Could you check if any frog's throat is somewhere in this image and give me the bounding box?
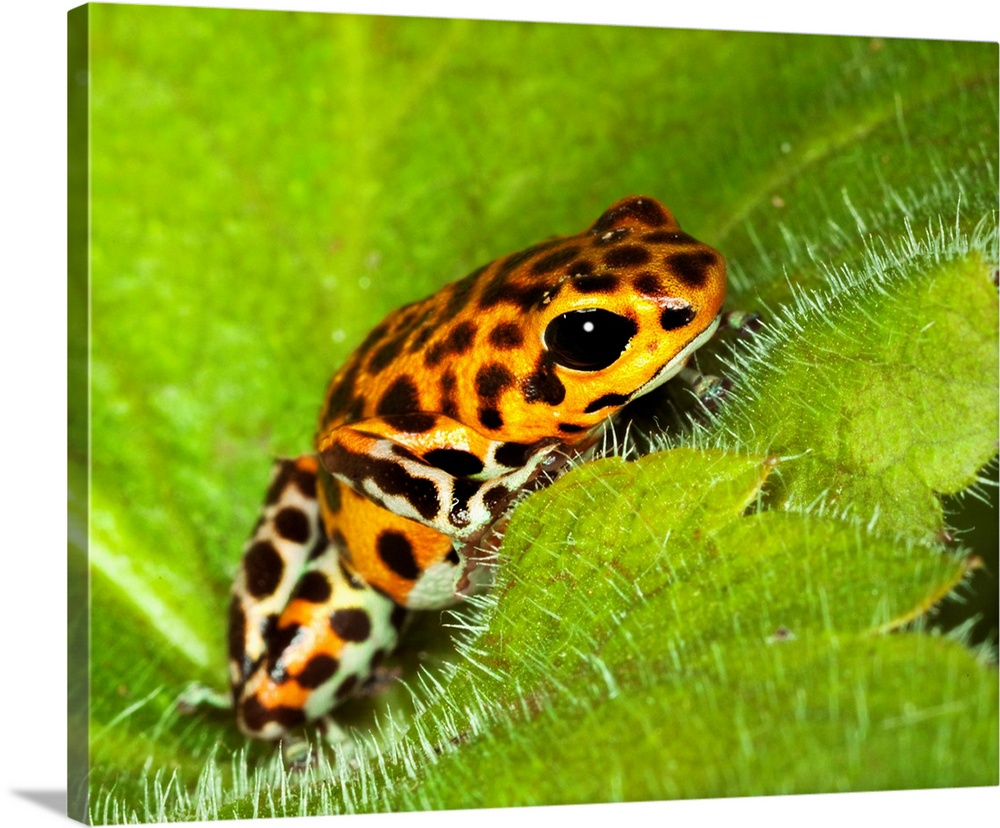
[630,311,722,401]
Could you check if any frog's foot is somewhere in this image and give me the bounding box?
[678,366,732,413]
[719,309,763,339]
[358,664,404,698]
[176,682,232,716]
[282,716,358,770]
[280,735,313,769]
[677,309,761,416]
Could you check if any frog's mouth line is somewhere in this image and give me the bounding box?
[628,311,723,402]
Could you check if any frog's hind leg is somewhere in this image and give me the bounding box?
[229,455,406,743]
[229,456,322,702]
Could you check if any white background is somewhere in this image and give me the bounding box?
[1,1,997,826]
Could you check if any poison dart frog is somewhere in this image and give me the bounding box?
[228,195,728,744]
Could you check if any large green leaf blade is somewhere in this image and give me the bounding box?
[80,5,998,821]
[708,247,998,540]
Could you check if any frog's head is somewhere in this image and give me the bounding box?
[498,196,727,441]
[365,196,727,445]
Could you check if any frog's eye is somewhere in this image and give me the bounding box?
[543,309,639,371]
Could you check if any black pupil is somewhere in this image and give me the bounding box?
[543,309,639,371]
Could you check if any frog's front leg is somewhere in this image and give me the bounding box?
[317,414,562,543]
[230,456,405,742]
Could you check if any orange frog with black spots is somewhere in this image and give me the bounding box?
[228,196,728,743]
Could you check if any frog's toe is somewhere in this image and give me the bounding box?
[176,682,232,715]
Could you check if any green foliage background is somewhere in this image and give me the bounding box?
[70,4,999,822]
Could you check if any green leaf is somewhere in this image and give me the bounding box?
[330,453,985,811]
[75,5,998,821]
[708,245,999,541]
